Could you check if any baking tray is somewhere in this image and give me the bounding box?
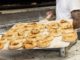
[0,20,70,57]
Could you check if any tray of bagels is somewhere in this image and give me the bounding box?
[0,19,77,50]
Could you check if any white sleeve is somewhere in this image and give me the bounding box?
[70,0,80,11]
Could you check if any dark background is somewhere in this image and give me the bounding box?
[0,0,56,10]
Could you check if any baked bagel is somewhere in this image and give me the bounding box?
[0,42,4,49]
[9,40,22,49]
[62,31,77,42]
[37,36,53,48]
[23,40,37,49]
[59,20,73,29]
[0,35,8,43]
[61,28,74,33]
[47,21,59,29]
[31,28,40,34]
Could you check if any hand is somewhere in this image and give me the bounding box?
[45,11,53,20]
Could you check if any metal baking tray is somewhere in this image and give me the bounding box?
[0,6,76,57]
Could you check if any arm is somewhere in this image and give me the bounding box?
[71,10,80,29]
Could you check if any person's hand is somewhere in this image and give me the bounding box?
[45,11,53,20]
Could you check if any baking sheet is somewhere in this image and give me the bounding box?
[0,20,72,50]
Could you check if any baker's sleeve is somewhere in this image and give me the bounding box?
[70,0,80,11]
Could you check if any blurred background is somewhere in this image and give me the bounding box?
[0,0,56,34]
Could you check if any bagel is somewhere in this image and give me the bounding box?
[9,40,22,49]
[37,40,50,48]
[62,28,74,33]
[0,35,8,43]
[0,42,4,49]
[47,21,59,29]
[48,28,61,37]
[31,28,40,34]
[38,29,50,40]
[37,36,53,48]
[46,22,60,36]
[23,40,37,49]
[59,20,73,29]
[62,31,77,42]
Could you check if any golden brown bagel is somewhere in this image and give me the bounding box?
[62,31,77,42]
[0,42,4,49]
[9,40,22,49]
[23,40,37,49]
